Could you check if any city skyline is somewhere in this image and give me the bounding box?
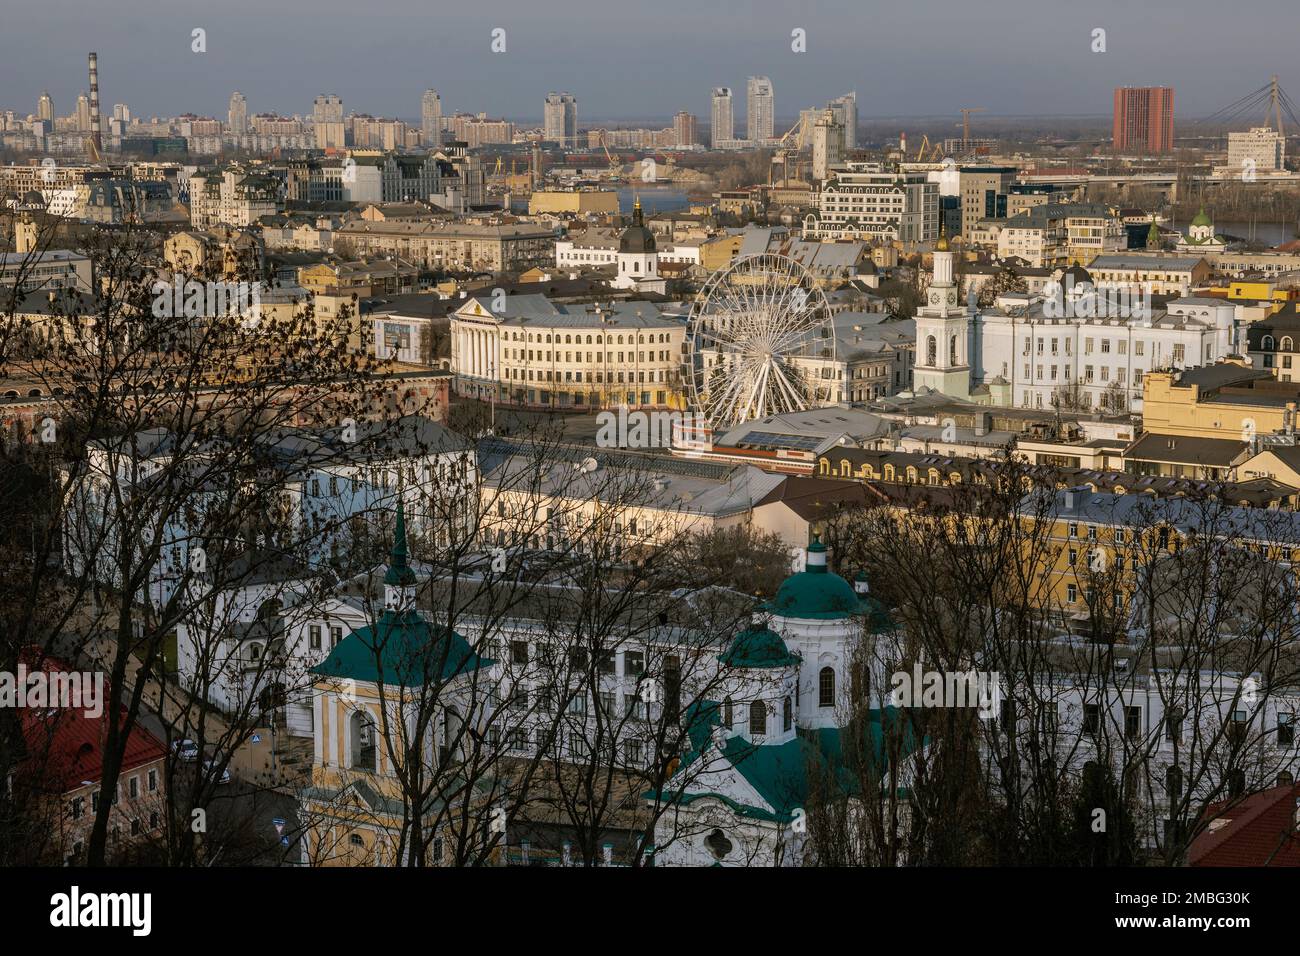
[2,0,1297,124]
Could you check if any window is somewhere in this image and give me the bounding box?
[1067,583,1077,603]
[330,626,342,648]
[1165,706,1183,745]
[148,769,158,792]
[1227,768,1246,798]
[129,776,139,799]
[350,833,364,847]
[70,796,85,820]
[510,641,529,665]
[818,667,835,707]
[749,700,767,736]
[350,711,377,771]
[1278,712,1295,747]
[783,696,792,732]
[1083,703,1099,734]
[309,625,322,650]
[1125,706,1141,739]
[1227,709,1248,745]
[624,651,644,677]
[1166,766,1183,802]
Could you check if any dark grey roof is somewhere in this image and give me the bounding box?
[1124,432,1247,467]
[1174,364,1272,391]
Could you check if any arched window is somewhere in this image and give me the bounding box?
[783,696,792,732]
[1283,336,1294,352]
[351,710,377,771]
[1263,334,1276,351]
[819,667,835,707]
[949,335,958,366]
[749,700,767,736]
[926,335,937,366]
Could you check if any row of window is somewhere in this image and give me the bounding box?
[506,368,672,385]
[70,768,159,821]
[494,331,676,346]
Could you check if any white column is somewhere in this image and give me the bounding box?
[313,692,324,765]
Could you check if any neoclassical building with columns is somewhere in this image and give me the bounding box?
[449,293,689,411]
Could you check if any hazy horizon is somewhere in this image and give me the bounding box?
[3,0,1296,126]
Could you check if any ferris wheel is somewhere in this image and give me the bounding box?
[688,253,836,426]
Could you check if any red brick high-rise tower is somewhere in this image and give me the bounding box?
[1113,87,1174,153]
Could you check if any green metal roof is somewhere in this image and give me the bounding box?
[649,707,922,823]
[310,608,491,686]
[718,625,799,669]
[767,566,864,620]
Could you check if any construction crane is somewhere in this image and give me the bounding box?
[594,130,621,176]
[959,107,986,144]
[914,134,944,163]
[770,114,817,185]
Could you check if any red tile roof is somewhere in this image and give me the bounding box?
[17,657,167,795]
[1188,784,1300,867]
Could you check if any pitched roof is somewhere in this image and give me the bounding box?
[18,657,167,795]
[1188,784,1300,866]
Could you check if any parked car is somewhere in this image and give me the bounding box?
[203,759,232,785]
[172,739,199,762]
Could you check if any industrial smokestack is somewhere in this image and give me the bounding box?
[87,51,103,156]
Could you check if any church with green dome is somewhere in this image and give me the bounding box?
[1176,205,1227,254]
[648,536,922,866]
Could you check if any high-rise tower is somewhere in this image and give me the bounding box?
[746,76,774,143]
[421,90,442,148]
[711,87,733,146]
[228,92,248,135]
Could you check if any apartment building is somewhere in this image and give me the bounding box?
[996,203,1126,268]
[805,162,938,245]
[334,219,554,273]
[449,293,686,410]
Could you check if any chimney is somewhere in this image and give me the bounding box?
[87,52,102,156]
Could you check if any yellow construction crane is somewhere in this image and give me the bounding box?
[770,115,818,185]
[914,134,944,163]
[493,155,503,175]
[595,130,620,174]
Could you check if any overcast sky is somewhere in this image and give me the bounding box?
[2,0,1295,124]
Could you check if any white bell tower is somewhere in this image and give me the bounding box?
[912,227,972,399]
